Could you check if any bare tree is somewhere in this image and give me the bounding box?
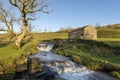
[0,2,16,34]
[9,0,50,48]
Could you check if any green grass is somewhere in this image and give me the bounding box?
[31,32,68,42]
[0,32,68,60]
[98,38,120,47]
[98,38,120,41]
[96,55,120,64]
[0,42,19,60]
[110,71,120,78]
[53,41,120,64]
[97,28,120,38]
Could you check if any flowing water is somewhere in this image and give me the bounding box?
[29,42,117,80]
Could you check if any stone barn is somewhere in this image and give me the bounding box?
[68,25,97,40]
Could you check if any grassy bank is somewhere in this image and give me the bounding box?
[96,24,120,38]
[0,32,68,60]
[0,32,120,79]
[51,38,120,79]
[0,32,68,74]
[97,29,120,38]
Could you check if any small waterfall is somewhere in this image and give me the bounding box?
[37,42,54,51]
[29,42,117,80]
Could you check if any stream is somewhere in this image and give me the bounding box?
[28,42,117,80]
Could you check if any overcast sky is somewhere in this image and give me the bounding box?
[1,0,120,32]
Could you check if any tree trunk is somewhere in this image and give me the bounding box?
[15,4,28,48]
[15,26,27,48]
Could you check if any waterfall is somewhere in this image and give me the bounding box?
[28,42,117,80]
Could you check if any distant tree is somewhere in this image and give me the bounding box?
[9,0,50,48]
[27,22,34,33]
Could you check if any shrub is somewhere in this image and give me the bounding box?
[93,47,114,56]
[72,55,82,63]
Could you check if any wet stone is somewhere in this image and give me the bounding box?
[27,58,42,74]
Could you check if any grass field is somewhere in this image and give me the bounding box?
[97,27,120,38]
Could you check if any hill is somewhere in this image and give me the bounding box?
[96,23,120,38]
[57,23,120,38]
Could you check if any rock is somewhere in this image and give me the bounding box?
[27,57,42,74]
[0,65,4,74]
[35,69,57,80]
[16,64,27,72]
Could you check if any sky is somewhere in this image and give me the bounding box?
[1,0,120,32]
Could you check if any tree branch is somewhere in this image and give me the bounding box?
[9,0,22,12]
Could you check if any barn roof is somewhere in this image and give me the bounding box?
[69,25,95,33]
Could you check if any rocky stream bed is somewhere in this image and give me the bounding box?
[14,42,119,80]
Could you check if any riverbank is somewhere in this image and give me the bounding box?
[27,42,119,80]
[0,33,120,79]
[51,38,120,79]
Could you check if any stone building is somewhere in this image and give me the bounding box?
[68,25,97,40]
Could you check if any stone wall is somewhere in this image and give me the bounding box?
[68,29,84,39]
[83,25,97,40]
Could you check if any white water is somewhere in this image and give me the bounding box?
[29,42,117,80]
[37,42,54,51]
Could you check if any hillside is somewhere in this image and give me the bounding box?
[58,23,120,38]
[96,23,120,38]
